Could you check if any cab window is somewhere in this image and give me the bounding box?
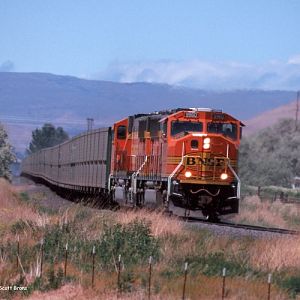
[117,125,127,139]
[207,122,237,140]
[171,121,203,136]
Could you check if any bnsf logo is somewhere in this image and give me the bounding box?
[185,157,225,167]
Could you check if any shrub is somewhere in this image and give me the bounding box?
[281,275,300,298]
[19,192,30,202]
[98,219,160,270]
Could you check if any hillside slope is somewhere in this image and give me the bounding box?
[245,100,297,135]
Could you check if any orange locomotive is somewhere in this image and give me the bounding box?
[110,108,244,220]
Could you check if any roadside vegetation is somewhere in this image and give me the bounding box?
[0,123,16,180]
[233,195,300,231]
[1,179,300,299]
[240,118,300,188]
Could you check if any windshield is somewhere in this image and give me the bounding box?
[207,122,237,140]
[171,121,203,136]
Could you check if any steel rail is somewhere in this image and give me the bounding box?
[181,216,299,235]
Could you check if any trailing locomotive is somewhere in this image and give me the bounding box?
[22,108,244,220]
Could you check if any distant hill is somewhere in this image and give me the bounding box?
[0,72,297,151]
[245,100,298,135]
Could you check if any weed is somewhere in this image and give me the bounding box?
[74,207,92,222]
[119,270,135,293]
[10,220,28,234]
[37,205,58,215]
[10,219,38,235]
[45,266,64,290]
[19,191,30,202]
[280,275,300,298]
[161,252,250,281]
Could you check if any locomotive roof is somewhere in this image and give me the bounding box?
[129,108,244,126]
[131,107,222,118]
[130,108,223,121]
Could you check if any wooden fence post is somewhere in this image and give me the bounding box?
[148,256,152,300]
[16,235,20,270]
[92,245,96,287]
[40,238,44,278]
[182,262,188,300]
[117,254,121,293]
[222,267,226,299]
[267,273,272,300]
[64,242,68,278]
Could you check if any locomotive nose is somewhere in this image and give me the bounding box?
[174,133,232,183]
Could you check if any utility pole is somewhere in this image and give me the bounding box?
[295,91,299,131]
[87,118,94,132]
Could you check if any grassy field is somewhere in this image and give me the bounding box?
[233,195,300,230]
[1,178,300,299]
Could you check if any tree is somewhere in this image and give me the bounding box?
[27,123,69,154]
[239,118,300,187]
[0,123,16,180]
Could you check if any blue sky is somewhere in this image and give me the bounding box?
[1,0,300,90]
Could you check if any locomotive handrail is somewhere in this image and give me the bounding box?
[167,143,186,204]
[228,162,240,199]
[135,155,149,177]
[131,155,148,199]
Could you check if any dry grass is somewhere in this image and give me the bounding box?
[0,179,43,238]
[172,227,300,273]
[249,236,300,272]
[116,208,183,237]
[23,276,288,300]
[233,195,300,230]
[0,180,298,299]
[159,274,288,300]
[25,284,174,300]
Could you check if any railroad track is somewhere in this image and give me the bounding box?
[181,216,299,235]
[19,178,299,236]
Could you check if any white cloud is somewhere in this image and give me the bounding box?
[288,54,300,65]
[94,56,300,90]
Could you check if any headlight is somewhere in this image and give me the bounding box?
[185,171,192,178]
[220,173,228,180]
[203,137,210,149]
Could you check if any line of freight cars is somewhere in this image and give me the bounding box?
[22,127,112,195]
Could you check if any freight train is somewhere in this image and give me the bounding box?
[22,108,244,220]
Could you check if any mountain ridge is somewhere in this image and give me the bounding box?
[0,72,297,151]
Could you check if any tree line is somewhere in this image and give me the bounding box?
[0,123,68,181]
[239,118,300,188]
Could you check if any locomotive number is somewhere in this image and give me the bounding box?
[185,156,225,167]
